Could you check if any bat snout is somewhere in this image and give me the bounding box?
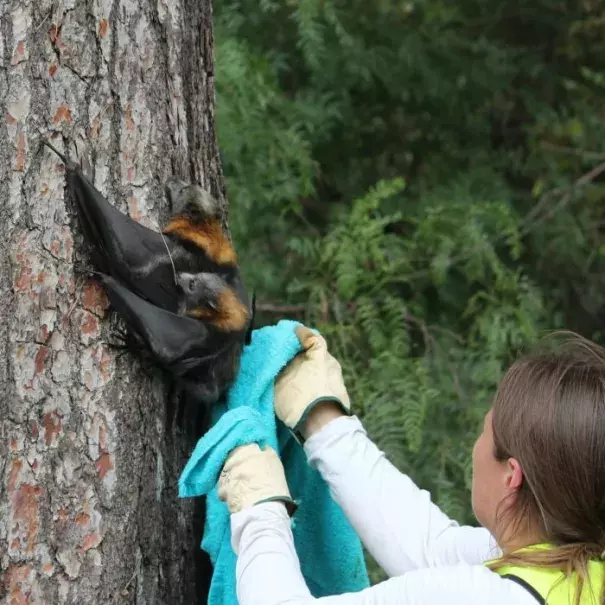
[176,272,198,294]
[165,177,189,210]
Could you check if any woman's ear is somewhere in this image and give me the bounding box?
[506,457,524,491]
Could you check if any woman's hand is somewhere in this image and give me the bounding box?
[274,326,351,441]
[218,443,296,515]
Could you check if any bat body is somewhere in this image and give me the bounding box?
[42,140,253,421]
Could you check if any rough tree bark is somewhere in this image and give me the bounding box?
[0,0,227,602]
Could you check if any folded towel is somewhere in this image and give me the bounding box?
[178,319,370,604]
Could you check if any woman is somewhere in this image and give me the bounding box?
[218,327,605,604]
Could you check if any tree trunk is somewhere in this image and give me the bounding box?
[0,0,225,602]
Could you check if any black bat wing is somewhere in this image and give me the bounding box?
[245,290,256,345]
[98,274,219,376]
[43,141,181,312]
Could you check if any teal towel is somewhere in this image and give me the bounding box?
[178,319,370,604]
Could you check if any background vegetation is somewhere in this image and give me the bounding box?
[212,0,605,582]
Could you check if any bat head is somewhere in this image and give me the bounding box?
[165,177,221,221]
[177,271,225,312]
[177,271,251,334]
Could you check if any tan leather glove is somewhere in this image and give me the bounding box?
[218,443,296,515]
[274,326,351,441]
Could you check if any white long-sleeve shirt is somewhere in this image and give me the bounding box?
[229,415,539,605]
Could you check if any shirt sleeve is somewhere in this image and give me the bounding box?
[302,415,501,576]
[230,502,537,605]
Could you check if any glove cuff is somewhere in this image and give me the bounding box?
[291,397,352,444]
[254,496,298,517]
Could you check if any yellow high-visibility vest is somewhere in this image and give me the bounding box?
[488,545,604,604]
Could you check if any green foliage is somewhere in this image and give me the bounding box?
[213,0,605,583]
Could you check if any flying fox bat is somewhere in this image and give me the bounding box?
[41,139,253,415]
